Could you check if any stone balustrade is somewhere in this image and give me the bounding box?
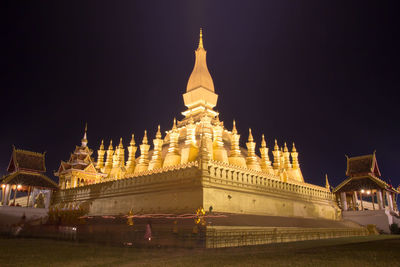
[206,160,334,202]
[53,162,200,204]
[205,226,369,248]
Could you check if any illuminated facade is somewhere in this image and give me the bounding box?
[55,125,105,189]
[54,30,338,220]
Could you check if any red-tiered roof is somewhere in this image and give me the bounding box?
[7,147,46,173]
[345,153,381,178]
[1,147,58,189]
[334,152,398,194]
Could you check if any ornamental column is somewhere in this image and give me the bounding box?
[283,142,292,170]
[181,118,198,164]
[377,189,384,210]
[163,119,181,167]
[386,191,394,211]
[291,143,300,170]
[228,120,246,167]
[126,134,137,174]
[340,192,348,211]
[96,140,105,169]
[272,140,281,170]
[259,134,273,174]
[104,140,114,174]
[212,120,228,163]
[135,130,150,173]
[246,129,261,171]
[3,185,11,206]
[149,125,164,170]
[353,191,359,210]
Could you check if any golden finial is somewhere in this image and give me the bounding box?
[248,128,254,142]
[172,118,177,130]
[198,28,204,49]
[232,120,237,134]
[100,139,104,150]
[81,122,88,146]
[119,138,123,148]
[156,125,162,139]
[261,134,266,148]
[284,142,288,152]
[108,140,113,150]
[292,142,297,152]
[130,134,135,146]
[325,174,330,190]
[274,139,279,150]
[143,130,148,144]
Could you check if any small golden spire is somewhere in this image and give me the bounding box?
[232,120,237,134]
[142,130,148,144]
[292,142,297,152]
[156,125,162,139]
[172,118,177,130]
[274,139,279,150]
[119,138,123,148]
[108,140,113,150]
[81,122,88,147]
[96,139,105,169]
[284,142,288,152]
[325,174,330,190]
[130,134,135,146]
[248,128,254,142]
[198,28,203,49]
[261,134,266,148]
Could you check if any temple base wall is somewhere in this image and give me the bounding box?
[87,187,203,215]
[203,187,337,220]
[53,164,204,215]
[202,161,339,220]
[53,163,339,221]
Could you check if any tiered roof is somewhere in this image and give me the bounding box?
[1,147,58,189]
[334,152,398,193]
[7,147,46,173]
[56,127,97,175]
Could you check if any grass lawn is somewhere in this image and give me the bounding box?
[0,235,399,266]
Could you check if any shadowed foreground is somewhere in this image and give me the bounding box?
[0,235,399,266]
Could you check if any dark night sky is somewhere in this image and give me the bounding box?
[1,1,399,189]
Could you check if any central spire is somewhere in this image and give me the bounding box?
[182,29,219,120]
[198,28,204,49]
[186,28,215,93]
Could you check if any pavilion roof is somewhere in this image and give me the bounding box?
[0,171,58,189]
[333,174,399,194]
[346,153,381,178]
[7,147,46,173]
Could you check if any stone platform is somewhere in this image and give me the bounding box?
[18,212,369,248]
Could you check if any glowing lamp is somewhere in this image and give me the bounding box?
[366,190,371,195]
[17,185,22,190]
[361,189,365,193]
[1,184,5,189]
[12,185,16,190]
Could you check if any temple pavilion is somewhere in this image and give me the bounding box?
[333,153,399,233]
[0,147,58,208]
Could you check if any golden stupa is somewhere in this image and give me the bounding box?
[55,29,338,220]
